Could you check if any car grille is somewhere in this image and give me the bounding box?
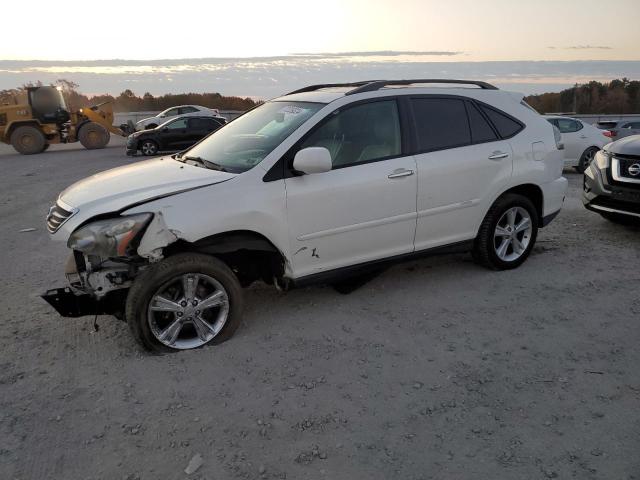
[611,154,640,187]
[46,202,75,233]
[616,156,640,180]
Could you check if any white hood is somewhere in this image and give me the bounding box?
[54,156,236,238]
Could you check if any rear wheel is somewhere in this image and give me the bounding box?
[140,140,159,156]
[10,125,46,155]
[473,194,538,270]
[575,147,599,173]
[78,122,110,149]
[126,253,244,352]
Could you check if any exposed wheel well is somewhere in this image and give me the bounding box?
[163,230,287,287]
[7,121,41,137]
[499,184,543,224]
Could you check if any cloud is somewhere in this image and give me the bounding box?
[291,50,463,57]
[548,45,613,50]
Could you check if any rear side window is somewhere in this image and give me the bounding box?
[479,105,523,138]
[466,102,498,143]
[555,118,583,133]
[411,98,471,151]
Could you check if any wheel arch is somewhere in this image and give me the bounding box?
[163,229,288,287]
[7,120,42,138]
[483,183,544,229]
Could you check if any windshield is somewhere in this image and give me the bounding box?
[181,101,324,173]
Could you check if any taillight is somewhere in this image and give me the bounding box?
[603,130,616,138]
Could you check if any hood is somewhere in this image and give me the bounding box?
[605,134,640,155]
[57,157,236,233]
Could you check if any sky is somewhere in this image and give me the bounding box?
[1,0,639,97]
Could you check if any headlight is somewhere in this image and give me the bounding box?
[68,213,152,257]
[594,150,609,169]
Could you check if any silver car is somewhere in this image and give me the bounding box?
[596,120,640,140]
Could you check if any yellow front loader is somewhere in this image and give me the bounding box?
[0,86,125,155]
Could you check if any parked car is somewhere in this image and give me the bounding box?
[595,120,640,140]
[135,105,226,130]
[583,134,640,224]
[126,116,225,156]
[43,79,567,352]
[544,116,609,172]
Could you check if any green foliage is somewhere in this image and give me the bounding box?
[525,78,640,114]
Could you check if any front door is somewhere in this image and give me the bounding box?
[284,99,418,278]
[160,118,190,151]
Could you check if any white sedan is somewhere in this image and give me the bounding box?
[136,105,226,130]
[544,115,610,172]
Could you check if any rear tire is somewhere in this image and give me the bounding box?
[576,147,599,173]
[78,122,110,149]
[473,193,538,270]
[10,125,46,155]
[126,253,244,353]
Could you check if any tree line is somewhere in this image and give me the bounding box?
[0,79,260,112]
[525,78,640,114]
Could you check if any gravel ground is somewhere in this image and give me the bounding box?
[0,139,639,480]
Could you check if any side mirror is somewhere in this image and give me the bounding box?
[293,147,332,175]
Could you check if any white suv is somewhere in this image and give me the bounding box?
[43,79,567,352]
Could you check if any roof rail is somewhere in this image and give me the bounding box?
[346,79,498,95]
[284,79,498,97]
[285,81,382,96]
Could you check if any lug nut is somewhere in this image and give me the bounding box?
[177,312,183,317]
[192,300,198,306]
[180,301,187,307]
[195,310,200,315]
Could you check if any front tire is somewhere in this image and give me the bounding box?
[140,140,159,156]
[473,194,538,270]
[10,125,46,155]
[126,253,244,352]
[78,122,110,149]
[575,147,599,173]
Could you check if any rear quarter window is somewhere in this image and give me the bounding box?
[479,104,524,138]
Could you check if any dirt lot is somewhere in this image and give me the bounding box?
[0,139,638,480]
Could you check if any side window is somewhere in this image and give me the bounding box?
[411,98,471,151]
[165,108,180,117]
[166,118,188,130]
[479,105,524,138]
[188,118,207,129]
[300,100,401,168]
[466,102,498,143]
[180,106,199,114]
[556,118,581,133]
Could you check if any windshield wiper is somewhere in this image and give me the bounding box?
[181,155,228,172]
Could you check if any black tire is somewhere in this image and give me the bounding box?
[126,253,244,353]
[600,212,639,226]
[78,122,110,149]
[473,193,539,270]
[10,125,46,155]
[576,147,599,173]
[140,139,159,156]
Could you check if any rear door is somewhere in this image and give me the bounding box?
[284,98,418,277]
[411,97,515,250]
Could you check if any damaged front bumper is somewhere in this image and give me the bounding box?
[41,287,126,318]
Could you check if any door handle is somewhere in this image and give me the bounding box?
[579,135,588,139]
[488,152,509,160]
[388,169,414,179]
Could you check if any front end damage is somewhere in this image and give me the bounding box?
[42,211,178,319]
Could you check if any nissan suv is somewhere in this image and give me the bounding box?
[42,79,567,352]
[584,134,640,224]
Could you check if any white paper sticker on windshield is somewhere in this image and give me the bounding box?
[278,106,306,116]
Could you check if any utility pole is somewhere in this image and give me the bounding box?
[573,82,578,113]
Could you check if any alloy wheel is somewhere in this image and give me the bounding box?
[141,141,158,155]
[493,207,532,262]
[147,273,229,349]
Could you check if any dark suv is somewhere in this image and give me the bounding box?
[584,135,640,223]
[126,116,225,156]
